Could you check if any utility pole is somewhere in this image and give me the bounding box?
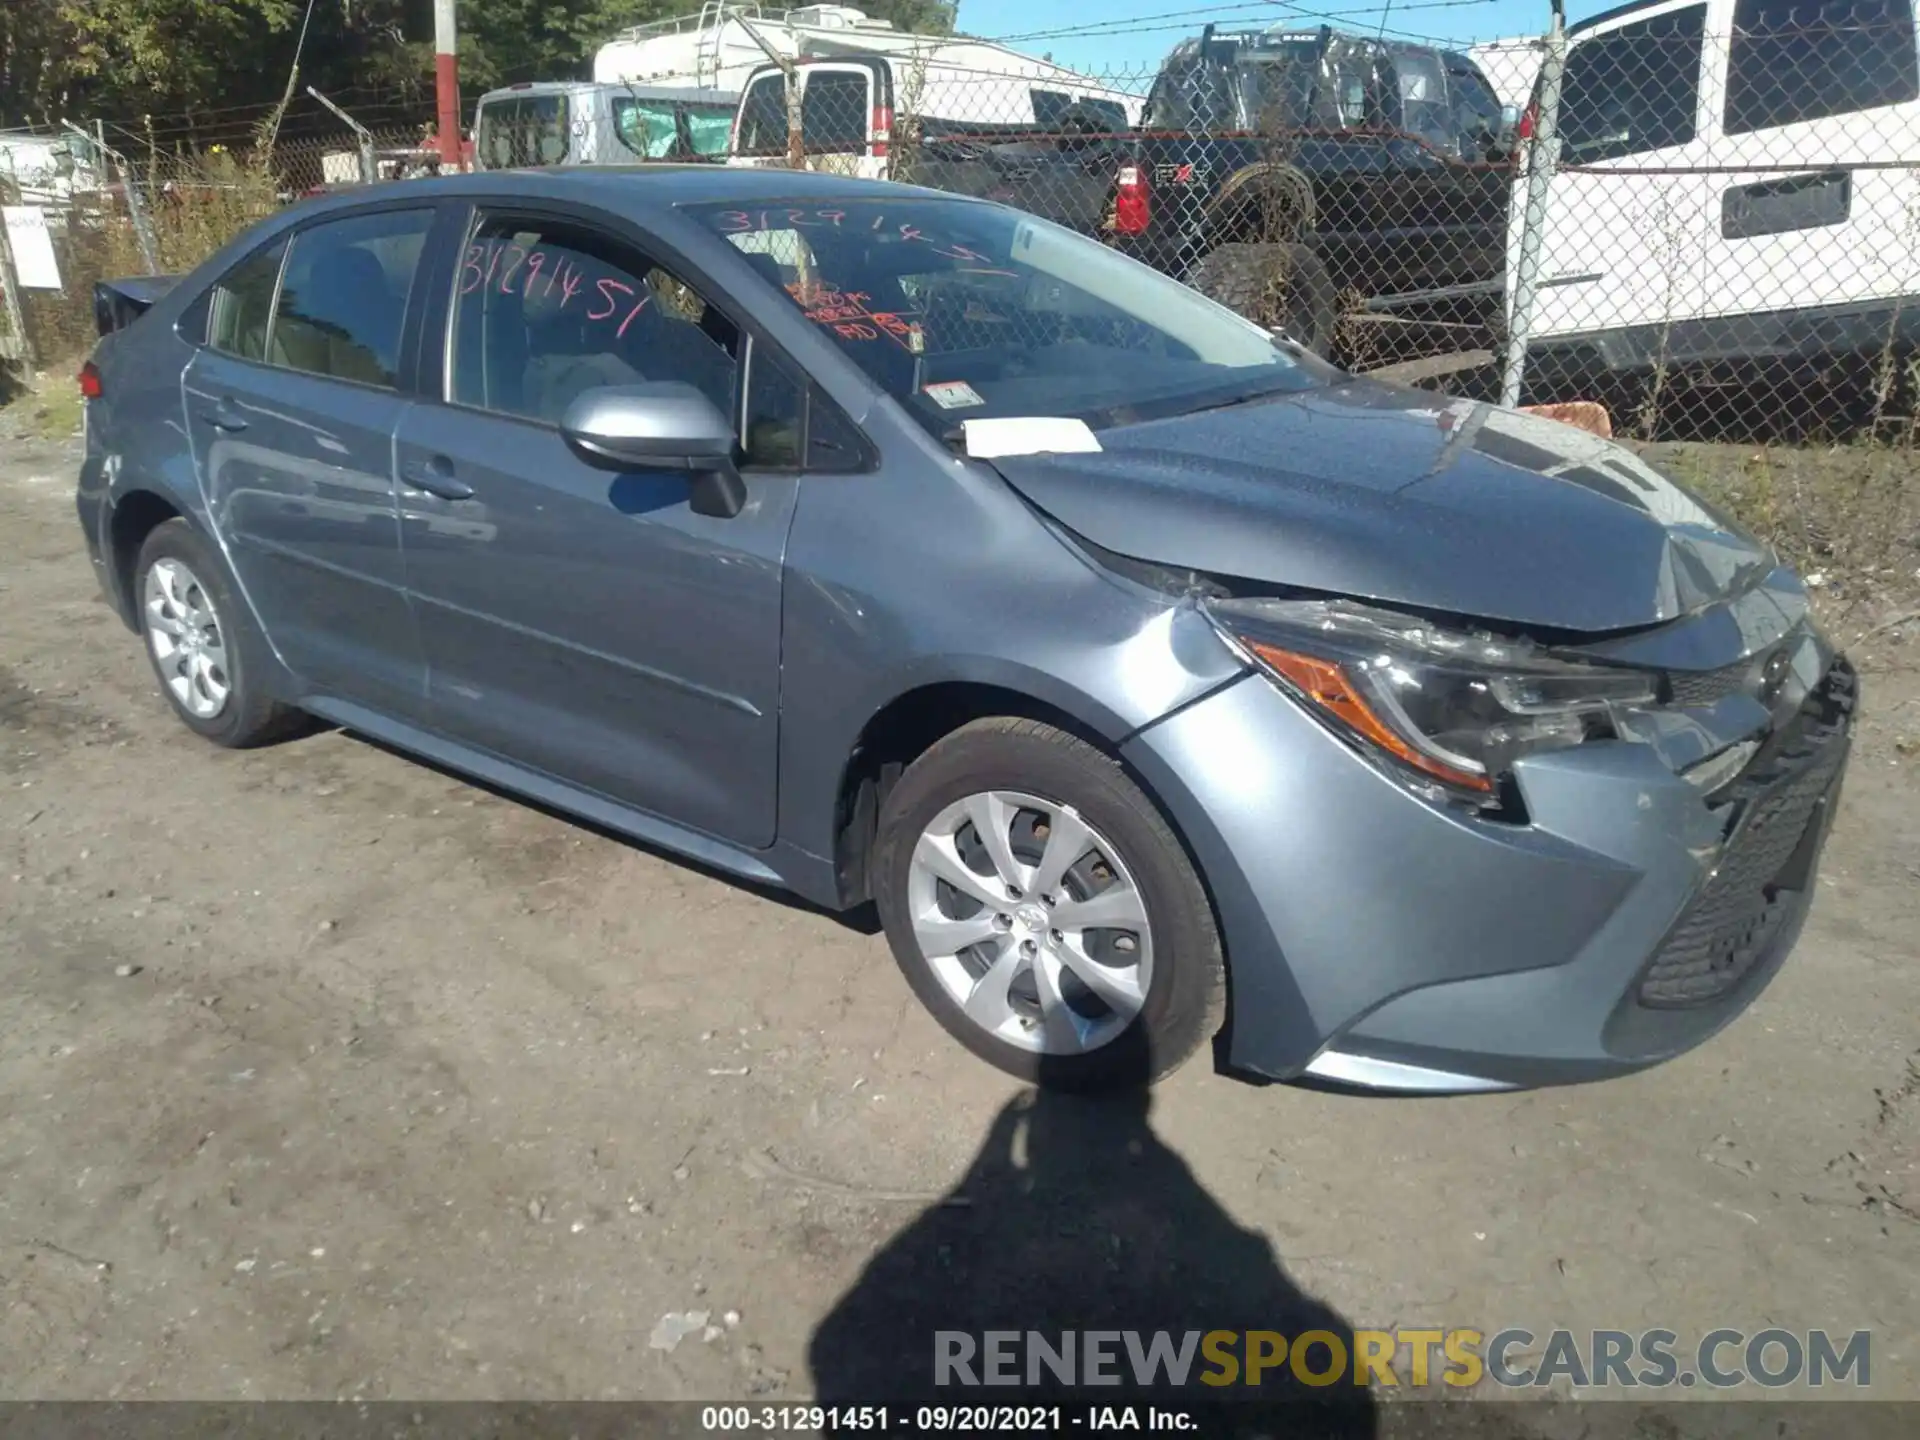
[434,0,462,171]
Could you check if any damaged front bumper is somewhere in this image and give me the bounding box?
[1121,589,1856,1093]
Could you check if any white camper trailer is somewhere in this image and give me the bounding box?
[595,3,1141,140]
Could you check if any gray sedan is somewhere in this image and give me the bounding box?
[75,166,1853,1093]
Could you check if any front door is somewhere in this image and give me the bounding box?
[393,207,799,847]
[183,206,437,714]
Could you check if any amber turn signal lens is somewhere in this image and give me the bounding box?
[1245,640,1494,793]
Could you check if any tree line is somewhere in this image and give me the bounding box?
[0,1,957,132]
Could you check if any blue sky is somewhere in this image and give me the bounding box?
[955,1,1589,73]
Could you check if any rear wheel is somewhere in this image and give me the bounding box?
[1187,241,1338,357]
[873,718,1225,1091]
[135,519,303,748]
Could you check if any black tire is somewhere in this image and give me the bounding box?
[872,718,1225,1091]
[1186,241,1339,357]
[133,518,305,748]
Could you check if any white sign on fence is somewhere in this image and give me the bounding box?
[2,206,62,290]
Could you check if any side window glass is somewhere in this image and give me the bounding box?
[1031,89,1071,128]
[614,99,679,159]
[272,208,433,388]
[1727,0,1920,134]
[687,107,735,157]
[739,75,789,155]
[802,71,871,152]
[1559,5,1705,162]
[1447,60,1504,153]
[207,237,287,362]
[1143,66,1190,129]
[742,343,804,469]
[806,392,866,472]
[449,214,741,430]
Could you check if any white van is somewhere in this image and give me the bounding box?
[727,51,1140,179]
[1513,0,1920,387]
[473,81,738,169]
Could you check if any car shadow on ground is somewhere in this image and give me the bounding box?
[808,1046,1379,1437]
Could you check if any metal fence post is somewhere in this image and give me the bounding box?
[0,207,37,371]
[118,158,162,275]
[1499,6,1567,410]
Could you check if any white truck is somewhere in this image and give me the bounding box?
[1513,0,1920,395]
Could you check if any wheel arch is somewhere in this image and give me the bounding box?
[105,488,188,631]
[1205,162,1316,248]
[822,670,1231,946]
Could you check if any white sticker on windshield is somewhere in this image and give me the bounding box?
[922,381,984,410]
[962,417,1103,459]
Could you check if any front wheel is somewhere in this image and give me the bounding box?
[1186,241,1339,358]
[872,718,1225,1091]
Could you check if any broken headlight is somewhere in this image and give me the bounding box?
[1203,597,1657,805]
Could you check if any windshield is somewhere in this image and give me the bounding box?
[685,199,1313,432]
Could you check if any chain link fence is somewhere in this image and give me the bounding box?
[3,75,438,365]
[2,4,1916,604]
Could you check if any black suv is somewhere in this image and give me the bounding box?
[920,25,1517,357]
[1130,25,1518,352]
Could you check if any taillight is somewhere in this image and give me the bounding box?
[1517,104,1536,141]
[871,104,892,158]
[78,361,103,400]
[1114,163,1151,234]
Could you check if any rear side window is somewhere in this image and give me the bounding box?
[802,71,871,151]
[685,106,735,156]
[1559,4,1706,161]
[739,74,789,155]
[1726,0,1920,134]
[207,238,286,362]
[1031,89,1072,127]
[272,209,434,389]
[613,99,680,159]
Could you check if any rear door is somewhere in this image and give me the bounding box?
[1701,0,1920,322]
[1517,1,1711,344]
[729,68,791,168]
[183,204,439,715]
[800,62,885,178]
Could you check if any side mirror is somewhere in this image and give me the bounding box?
[560,382,746,519]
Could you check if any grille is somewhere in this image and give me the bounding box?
[1666,659,1754,708]
[1636,665,1854,1009]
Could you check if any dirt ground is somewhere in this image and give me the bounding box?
[2,417,1917,1409]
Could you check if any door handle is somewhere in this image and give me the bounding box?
[401,455,474,501]
[198,399,247,433]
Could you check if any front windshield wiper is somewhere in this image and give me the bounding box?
[1169,382,1302,420]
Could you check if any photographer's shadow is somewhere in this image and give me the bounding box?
[809,1049,1377,1436]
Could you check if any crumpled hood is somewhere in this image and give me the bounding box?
[991,380,1774,633]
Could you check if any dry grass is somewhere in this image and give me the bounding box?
[1648,437,1920,645]
[0,369,85,441]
